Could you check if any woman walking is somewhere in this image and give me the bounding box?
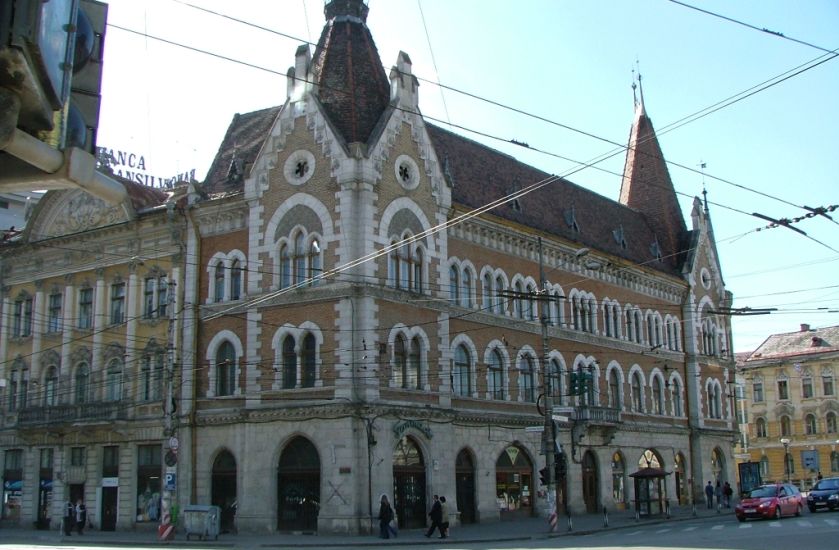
[377,494,397,539]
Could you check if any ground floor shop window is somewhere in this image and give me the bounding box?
[136,444,161,522]
[2,449,23,520]
[612,452,626,505]
[496,445,533,516]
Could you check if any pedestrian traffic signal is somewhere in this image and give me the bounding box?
[569,372,579,395]
[539,467,549,486]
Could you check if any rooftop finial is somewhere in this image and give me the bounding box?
[631,67,638,107]
[636,59,646,113]
[699,161,709,214]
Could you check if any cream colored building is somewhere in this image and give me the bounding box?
[738,324,839,491]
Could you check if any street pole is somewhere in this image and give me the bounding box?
[538,237,558,532]
[159,279,178,540]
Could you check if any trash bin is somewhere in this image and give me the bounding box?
[182,505,220,541]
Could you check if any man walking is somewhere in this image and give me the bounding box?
[439,496,450,539]
[704,481,714,509]
[63,498,75,536]
[425,495,442,538]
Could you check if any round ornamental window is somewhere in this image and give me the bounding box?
[700,268,712,290]
[283,150,316,185]
[394,155,420,190]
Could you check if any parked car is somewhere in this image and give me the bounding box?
[807,477,839,512]
[735,483,803,521]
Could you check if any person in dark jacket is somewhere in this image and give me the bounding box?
[425,494,443,538]
[704,481,714,509]
[63,499,74,536]
[377,494,397,539]
[75,499,87,534]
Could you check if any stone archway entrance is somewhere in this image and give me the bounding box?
[711,447,726,483]
[211,450,237,533]
[455,449,476,524]
[496,445,534,519]
[393,436,427,529]
[674,453,687,505]
[582,450,599,513]
[277,437,320,532]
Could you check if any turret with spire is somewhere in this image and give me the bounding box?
[311,0,391,148]
[619,75,687,266]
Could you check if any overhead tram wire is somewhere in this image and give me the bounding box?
[120,4,832,219]
[668,0,838,55]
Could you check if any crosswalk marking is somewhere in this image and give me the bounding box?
[711,525,724,530]
[738,523,752,528]
[683,526,697,531]
[768,521,782,527]
[825,518,839,526]
[795,520,812,527]
[626,530,643,536]
[656,528,672,534]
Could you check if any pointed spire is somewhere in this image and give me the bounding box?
[311,0,390,147]
[619,84,687,266]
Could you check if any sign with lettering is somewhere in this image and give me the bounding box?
[96,147,196,189]
[392,419,432,440]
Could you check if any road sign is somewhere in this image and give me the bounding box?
[525,426,545,433]
[552,406,575,415]
[551,415,569,423]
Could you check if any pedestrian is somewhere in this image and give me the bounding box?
[75,498,87,534]
[439,496,450,539]
[704,481,714,509]
[377,494,397,539]
[63,498,74,536]
[722,482,733,508]
[425,494,443,538]
[714,481,722,509]
[818,471,824,481]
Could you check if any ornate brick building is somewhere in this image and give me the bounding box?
[1,0,736,534]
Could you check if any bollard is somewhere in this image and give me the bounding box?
[567,510,573,532]
[665,500,670,519]
[603,506,609,527]
[691,503,696,517]
[635,509,640,522]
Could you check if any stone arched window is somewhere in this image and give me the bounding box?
[482,272,493,312]
[216,341,236,397]
[282,335,296,389]
[488,348,504,400]
[631,372,643,412]
[75,363,90,404]
[230,259,242,300]
[780,415,792,437]
[608,368,621,409]
[755,417,767,438]
[214,260,225,301]
[805,413,817,435]
[43,366,58,406]
[106,358,123,402]
[827,412,837,434]
[518,354,535,402]
[651,375,664,415]
[453,344,472,397]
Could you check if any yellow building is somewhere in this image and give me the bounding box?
[739,324,839,491]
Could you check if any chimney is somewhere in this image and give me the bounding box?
[800,323,811,332]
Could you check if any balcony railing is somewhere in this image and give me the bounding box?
[16,402,128,426]
[575,405,621,424]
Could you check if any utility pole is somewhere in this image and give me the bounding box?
[159,279,178,540]
[538,237,559,532]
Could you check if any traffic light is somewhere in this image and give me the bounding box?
[64,0,106,153]
[569,372,579,395]
[539,467,548,486]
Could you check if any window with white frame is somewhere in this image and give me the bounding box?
[777,377,789,400]
[672,378,683,416]
[393,335,421,390]
[75,363,89,404]
[43,366,58,406]
[388,234,422,292]
[519,355,535,402]
[482,272,493,312]
[752,376,764,402]
[144,275,168,319]
[755,417,767,437]
[805,413,817,435]
[823,370,834,396]
[449,265,460,304]
[461,268,473,308]
[12,295,33,338]
[780,415,792,436]
[631,372,643,412]
[216,341,236,396]
[827,412,837,434]
[652,376,664,415]
[47,292,62,333]
[110,282,125,325]
[802,372,814,398]
[608,368,621,409]
[78,287,93,329]
[105,358,123,401]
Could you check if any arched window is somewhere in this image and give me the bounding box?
[302,333,316,388]
[449,265,460,304]
[407,337,421,390]
[388,240,399,287]
[494,275,505,314]
[75,363,89,404]
[805,414,817,435]
[282,336,296,389]
[652,376,663,415]
[525,283,537,321]
[453,345,471,397]
[106,358,123,402]
[412,248,423,293]
[608,369,621,409]
[672,378,683,417]
[280,243,291,289]
[780,415,792,437]
[519,355,535,402]
[230,259,242,300]
[513,281,524,319]
[294,232,306,284]
[216,341,236,396]
[44,366,58,406]
[309,239,322,285]
[755,417,767,438]
[461,269,472,308]
[214,261,225,301]
[482,273,492,312]
[631,372,643,412]
[488,349,504,400]
[394,335,407,388]
[827,412,837,434]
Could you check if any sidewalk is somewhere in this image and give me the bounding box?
[3,505,733,548]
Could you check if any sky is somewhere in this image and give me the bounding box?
[95,0,839,353]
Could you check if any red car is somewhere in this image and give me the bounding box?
[735,483,803,521]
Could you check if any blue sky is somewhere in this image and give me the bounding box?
[97,0,839,352]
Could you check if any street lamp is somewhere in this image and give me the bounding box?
[780,438,791,482]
